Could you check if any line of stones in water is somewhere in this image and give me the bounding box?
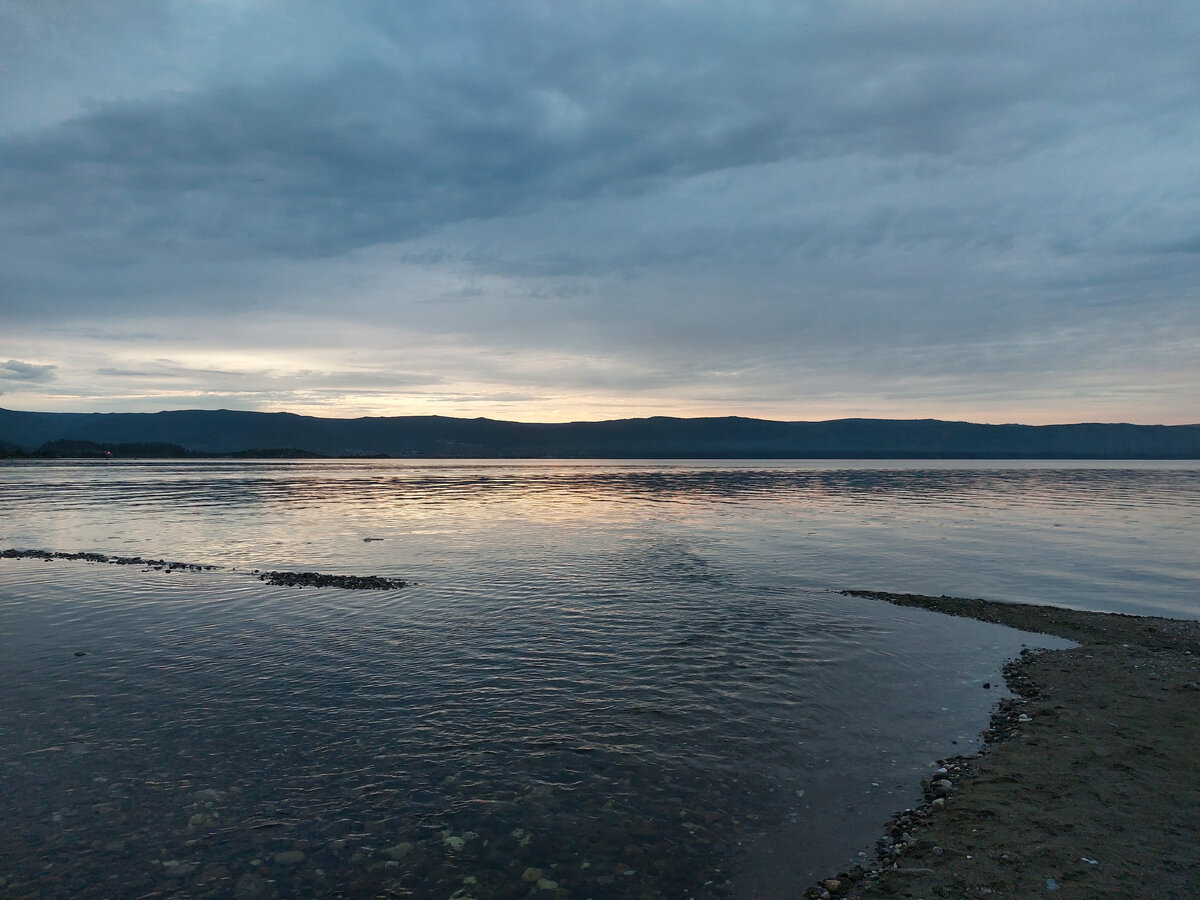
[0,548,407,590]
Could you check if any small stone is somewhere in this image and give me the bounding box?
[385,842,413,860]
[234,873,266,900]
[522,867,543,882]
[536,878,559,890]
[273,850,305,865]
[931,779,954,797]
[74,651,87,657]
[823,877,842,893]
[444,835,465,851]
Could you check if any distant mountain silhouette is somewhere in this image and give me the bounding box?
[1,408,1197,458]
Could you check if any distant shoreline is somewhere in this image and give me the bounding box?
[3,408,1198,459]
[801,592,1200,899]
[6,451,1200,462]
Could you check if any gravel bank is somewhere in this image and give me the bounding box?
[804,591,1200,900]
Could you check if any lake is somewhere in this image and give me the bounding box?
[1,459,1196,898]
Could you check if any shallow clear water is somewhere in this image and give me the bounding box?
[0,459,1195,898]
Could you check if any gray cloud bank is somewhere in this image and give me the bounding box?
[0,359,56,382]
[0,1,1197,422]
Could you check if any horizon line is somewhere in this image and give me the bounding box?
[2,405,1198,430]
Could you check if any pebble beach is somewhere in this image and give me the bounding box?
[803,592,1200,900]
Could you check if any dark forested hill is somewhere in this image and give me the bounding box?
[1,408,1197,458]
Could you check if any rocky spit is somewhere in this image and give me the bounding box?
[253,570,408,589]
[801,650,1051,900]
[2,548,407,591]
[1,548,217,572]
[802,591,1200,900]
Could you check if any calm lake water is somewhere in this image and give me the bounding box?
[1,459,1196,898]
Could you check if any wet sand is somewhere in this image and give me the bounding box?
[804,591,1200,900]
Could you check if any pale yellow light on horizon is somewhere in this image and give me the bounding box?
[13,388,1191,427]
[5,340,1196,426]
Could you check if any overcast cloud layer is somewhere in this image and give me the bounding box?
[1,1,1197,423]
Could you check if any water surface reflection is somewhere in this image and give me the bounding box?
[0,561,1066,898]
[0,459,1193,896]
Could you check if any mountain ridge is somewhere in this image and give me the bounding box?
[1,407,1197,458]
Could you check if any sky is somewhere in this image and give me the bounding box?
[1,1,1197,425]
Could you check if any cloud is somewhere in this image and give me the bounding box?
[4,2,1195,262]
[0,2,1197,423]
[0,359,56,382]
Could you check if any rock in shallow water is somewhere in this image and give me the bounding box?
[258,570,407,589]
[384,842,413,860]
[233,873,266,899]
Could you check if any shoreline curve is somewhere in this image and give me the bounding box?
[802,591,1200,899]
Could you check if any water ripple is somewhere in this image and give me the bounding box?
[0,460,1192,896]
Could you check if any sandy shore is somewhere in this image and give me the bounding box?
[800,591,1200,900]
